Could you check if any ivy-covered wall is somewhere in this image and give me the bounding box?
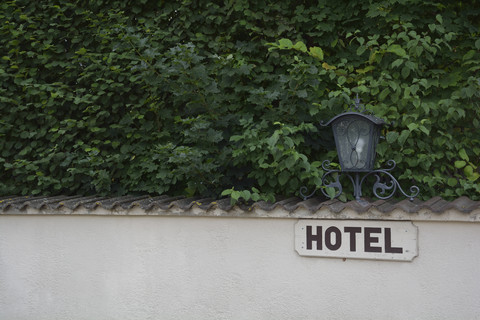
[0,1,479,201]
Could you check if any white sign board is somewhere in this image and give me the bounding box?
[295,220,418,261]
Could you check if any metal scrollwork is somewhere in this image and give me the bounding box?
[371,174,396,199]
[299,186,318,201]
[361,160,420,201]
[299,159,420,201]
[299,160,342,200]
[320,170,343,199]
[382,159,396,171]
[348,93,368,113]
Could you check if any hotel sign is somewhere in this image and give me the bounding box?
[295,220,418,261]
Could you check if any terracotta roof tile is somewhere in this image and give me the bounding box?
[1,195,480,218]
[124,195,169,210]
[448,197,479,213]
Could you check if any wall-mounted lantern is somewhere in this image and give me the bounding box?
[300,95,419,201]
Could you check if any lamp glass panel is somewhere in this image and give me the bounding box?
[333,116,376,171]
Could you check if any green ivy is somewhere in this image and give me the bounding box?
[0,1,479,202]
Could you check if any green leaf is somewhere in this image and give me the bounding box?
[464,165,473,175]
[322,62,336,70]
[325,187,336,199]
[459,148,469,161]
[293,41,307,52]
[447,178,457,187]
[221,189,233,196]
[387,44,407,57]
[309,46,324,60]
[285,156,296,168]
[401,66,411,78]
[297,89,308,98]
[398,130,411,146]
[436,14,443,24]
[419,125,430,135]
[455,160,466,169]
[278,171,290,186]
[463,50,475,61]
[267,132,279,148]
[278,38,293,49]
[356,66,375,74]
[465,166,480,181]
[356,46,367,56]
[379,88,391,101]
[407,123,419,131]
[231,191,241,202]
[251,192,261,201]
[391,59,404,68]
[240,190,251,200]
[386,131,399,143]
[75,47,87,55]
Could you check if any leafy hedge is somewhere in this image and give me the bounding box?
[0,0,479,201]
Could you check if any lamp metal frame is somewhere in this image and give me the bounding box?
[299,95,420,201]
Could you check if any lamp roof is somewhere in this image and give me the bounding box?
[321,111,386,127]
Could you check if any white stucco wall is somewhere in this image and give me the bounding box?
[1,214,479,320]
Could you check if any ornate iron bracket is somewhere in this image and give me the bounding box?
[299,160,420,201]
